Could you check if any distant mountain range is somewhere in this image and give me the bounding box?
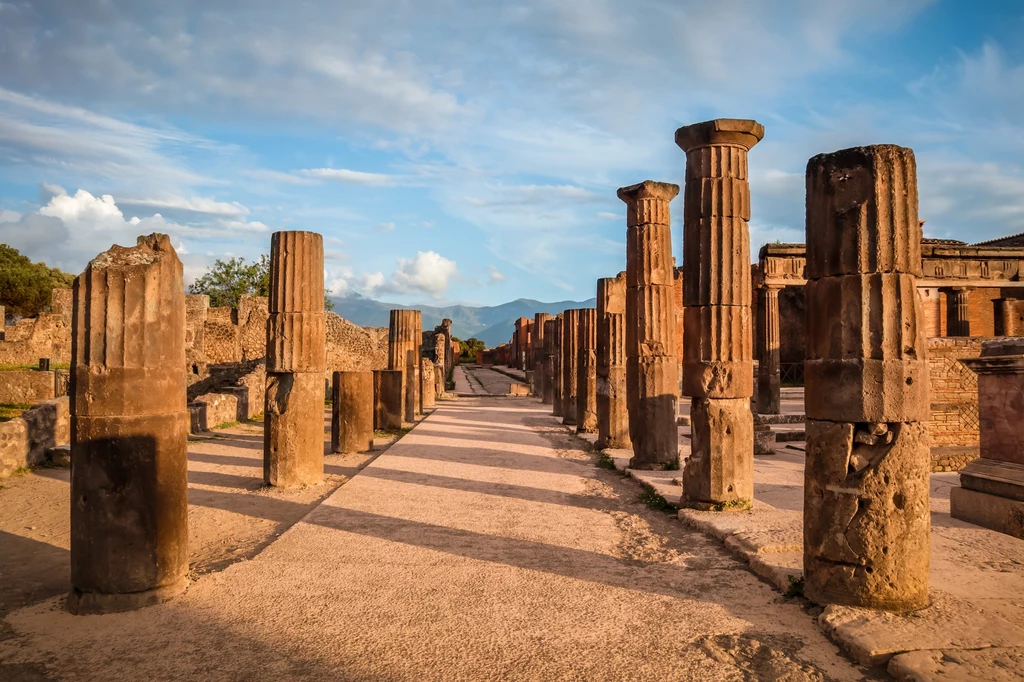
[329,293,597,348]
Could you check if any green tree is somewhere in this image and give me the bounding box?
[458,337,485,360]
[190,253,334,310]
[0,244,75,319]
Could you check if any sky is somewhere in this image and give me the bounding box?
[0,0,1022,307]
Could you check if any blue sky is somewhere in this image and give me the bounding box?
[0,0,1022,307]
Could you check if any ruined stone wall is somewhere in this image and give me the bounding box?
[0,396,69,478]
[0,370,57,403]
[0,313,70,366]
[927,336,984,448]
[326,314,388,373]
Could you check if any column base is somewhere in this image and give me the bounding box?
[68,576,188,615]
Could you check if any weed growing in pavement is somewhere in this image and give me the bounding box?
[638,488,674,513]
[596,451,617,470]
[785,576,805,599]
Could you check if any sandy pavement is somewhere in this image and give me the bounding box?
[0,397,873,681]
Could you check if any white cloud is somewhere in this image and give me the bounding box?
[487,265,506,284]
[596,211,620,220]
[390,251,459,295]
[300,168,395,186]
[374,221,396,232]
[118,196,250,217]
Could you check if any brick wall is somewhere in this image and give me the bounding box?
[0,370,56,403]
[927,336,985,448]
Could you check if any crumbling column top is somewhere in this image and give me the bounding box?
[616,180,679,204]
[674,118,764,153]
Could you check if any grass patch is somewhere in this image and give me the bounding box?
[664,457,681,471]
[785,576,805,599]
[212,420,239,430]
[596,451,617,470]
[0,403,33,422]
[247,413,264,423]
[709,499,752,512]
[638,488,674,513]
[374,426,413,439]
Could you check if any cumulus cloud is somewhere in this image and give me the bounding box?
[332,251,460,299]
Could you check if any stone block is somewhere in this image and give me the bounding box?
[264,371,324,487]
[616,180,679,227]
[626,284,676,355]
[625,223,674,287]
[682,216,752,308]
[268,231,325,314]
[266,312,327,373]
[626,355,678,469]
[373,369,403,430]
[950,485,1024,540]
[0,417,29,478]
[675,118,764,158]
[682,305,752,399]
[754,422,776,455]
[683,176,750,224]
[0,369,56,404]
[331,371,374,454]
[682,397,754,506]
[804,358,929,422]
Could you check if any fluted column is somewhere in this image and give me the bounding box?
[803,144,930,611]
[69,233,189,614]
[550,314,564,417]
[676,119,762,507]
[997,298,1018,336]
[946,287,971,337]
[388,309,422,422]
[756,285,782,414]
[597,273,631,449]
[561,309,580,425]
[533,312,550,398]
[576,308,598,433]
[619,180,680,469]
[543,318,558,406]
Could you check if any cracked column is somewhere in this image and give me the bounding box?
[946,287,971,337]
[69,233,189,614]
[331,371,374,454]
[597,273,631,450]
[576,308,598,433]
[676,119,762,506]
[388,309,422,423]
[803,144,930,611]
[543,317,558,407]
[420,357,435,410]
[551,314,564,418]
[619,181,679,469]
[561,309,580,425]
[533,312,550,399]
[756,285,782,414]
[264,231,326,488]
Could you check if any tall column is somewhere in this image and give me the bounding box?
[619,181,680,469]
[946,287,971,337]
[676,119,762,505]
[550,314,564,417]
[576,308,598,433]
[803,144,930,611]
[597,273,631,450]
[996,298,1018,336]
[561,309,580,425]
[331,371,374,454]
[756,285,782,414]
[373,369,403,430]
[389,309,422,423]
[533,312,550,398]
[69,233,189,614]
[265,231,326,489]
[543,318,558,406]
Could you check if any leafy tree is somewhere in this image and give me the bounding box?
[190,253,334,310]
[0,244,75,319]
[458,337,485,360]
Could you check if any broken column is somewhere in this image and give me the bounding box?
[618,181,679,469]
[331,371,374,454]
[576,308,598,433]
[373,369,403,430]
[389,309,422,423]
[803,144,930,611]
[420,357,436,410]
[264,231,326,488]
[756,285,782,414]
[561,309,581,426]
[676,119,762,503]
[551,313,564,418]
[543,317,559,407]
[533,312,550,398]
[597,273,631,450]
[69,233,189,614]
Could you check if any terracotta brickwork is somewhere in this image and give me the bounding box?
[927,337,983,448]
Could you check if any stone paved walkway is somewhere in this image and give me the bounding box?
[1,396,869,681]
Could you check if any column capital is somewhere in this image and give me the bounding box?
[675,118,764,153]
[616,180,679,204]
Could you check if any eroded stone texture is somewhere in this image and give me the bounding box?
[542,318,558,406]
[597,273,630,450]
[388,309,422,422]
[373,369,403,430]
[756,286,781,414]
[561,310,580,425]
[331,371,374,454]
[802,144,930,611]
[69,233,189,614]
[576,309,598,433]
[619,181,679,469]
[264,231,326,489]
[677,119,762,501]
[533,313,550,399]
[420,357,435,410]
[551,314,563,418]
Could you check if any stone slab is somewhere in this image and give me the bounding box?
[888,647,1024,682]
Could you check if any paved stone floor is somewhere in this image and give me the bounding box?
[0,396,871,681]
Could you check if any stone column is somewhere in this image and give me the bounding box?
[264,231,326,489]
[543,318,558,406]
[561,310,580,425]
[69,233,189,614]
[389,309,422,423]
[996,299,1018,336]
[756,285,782,414]
[619,180,680,469]
[946,287,971,337]
[420,357,436,410]
[551,313,564,418]
[533,313,550,398]
[803,144,930,611]
[576,309,598,433]
[373,369,403,430]
[676,119,762,504]
[954,339,1024,538]
[597,273,631,450]
[331,371,374,454]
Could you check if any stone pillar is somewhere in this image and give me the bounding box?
[803,144,930,611]
[676,119,762,503]
[597,273,631,450]
[619,180,679,469]
[69,233,189,614]
[264,231,326,489]
[551,314,564,418]
[952,339,1024,538]
[561,310,580,425]
[420,357,436,410]
[576,308,598,433]
[996,299,1018,336]
[373,369,403,430]
[946,287,971,337]
[389,310,422,423]
[543,318,558,406]
[331,371,374,454]
[533,313,550,398]
[756,285,782,414]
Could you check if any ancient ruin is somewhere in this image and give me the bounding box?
[551,313,563,418]
[373,369,403,430]
[596,273,630,450]
[532,312,550,399]
[331,371,374,454]
[576,308,598,433]
[388,309,422,423]
[542,317,558,406]
[560,309,580,426]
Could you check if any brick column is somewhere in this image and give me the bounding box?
[676,119,762,507]
[803,144,930,611]
[543,317,558,406]
[550,314,564,417]
[561,309,580,425]
[264,231,326,489]
[618,181,680,469]
[756,285,782,414]
[389,309,422,422]
[597,273,630,450]
[331,371,374,454]
[946,287,971,337]
[69,233,189,614]
[576,308,598,433]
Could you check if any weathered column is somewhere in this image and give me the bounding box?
[69,233,189,614]
[561,310,580,425]
[996,299,1018,336]
[676,119,762,504]
[551,313,564,418]
[543,317,558,406]
[420,357,436,409]
[373,369,403,430]
[803,144,930,611]
[533,312,550,398]
[388,309,422,423]
[946,287,971,337]
[597,273,631,450]
[619,181,679,469]
[331,371,374,454]
[756,285,782,414]
[576,309,598,433]
[264,231,326,489]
